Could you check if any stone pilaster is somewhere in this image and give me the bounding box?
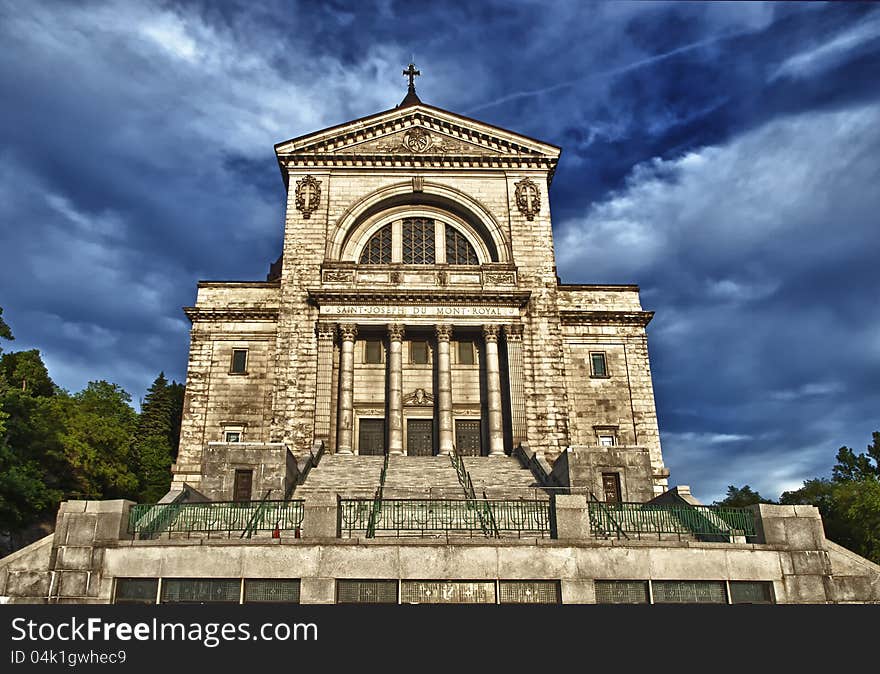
[504,323,526,446]
[483,324,504,456]
[387,323,405,455]
[435,324,453,454]
[314,322,336,443]
[336,323,357,454]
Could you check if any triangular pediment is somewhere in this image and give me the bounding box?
[275,103,560,161]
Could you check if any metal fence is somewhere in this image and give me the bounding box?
[339,498,551,538]
[128,500,305,537]
[586,501,756,541]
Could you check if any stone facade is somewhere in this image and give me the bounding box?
[170,90,668,501]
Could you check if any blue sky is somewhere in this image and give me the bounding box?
[1,1,878,502]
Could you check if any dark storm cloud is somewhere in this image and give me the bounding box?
[0,1,877,499]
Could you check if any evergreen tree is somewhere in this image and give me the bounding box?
[713,484,775,508]
[134,373,175,502]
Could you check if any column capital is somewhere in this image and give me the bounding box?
[338,323,358,341]
[316,321,337,340]
[482,324,500,343]
[504,323,524,341]
[435,324,453,342]
[387,323,405,341]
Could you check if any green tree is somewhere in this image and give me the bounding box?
[133,373,176,502]
[57,381,139,500]
[1,350,55,397]
[713,484,775,508]
[832,432,880,481]
[0,306,13,345]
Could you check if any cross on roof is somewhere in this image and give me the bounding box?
[403,63,420,90]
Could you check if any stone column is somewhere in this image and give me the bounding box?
[314,322,336,443]
[387,324,405,455]
[336,323,357,454]
[504,323,526,446]
[435,324,454,454]
[483,324,505,456]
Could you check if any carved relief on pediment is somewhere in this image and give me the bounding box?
[332,129,501,156]
[403,388,434,406]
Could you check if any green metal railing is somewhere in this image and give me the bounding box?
[128,500,305,538]
[340,498,550,538]
[587,501,756,541]
[449,448,499,537]
[366,452,390,538]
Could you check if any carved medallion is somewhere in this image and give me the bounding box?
[295,175,321,219]
[323,270,354,283]
[403,127,432,153]
[404,388,434,406]
[515,178,541,221]
[483,272,515,285]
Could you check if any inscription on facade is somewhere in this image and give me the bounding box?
[320,304,520,318]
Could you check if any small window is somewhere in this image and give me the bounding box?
[457,340,475,365]
[595,580,649,604]
[499,581,561,604]
[337,580,398,604]
[161,579,241,604]
[230,348,248,374]
[598,434,615,447]
[590,352,608,378]
[114,578,159,605]
[411,340,429,364]
[244,579,301,603]
[653,581,727,604]
[729,581,774,604]
[364,339,383,364]
[225,431,241,443]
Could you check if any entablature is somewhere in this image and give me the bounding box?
[319,261,517,290]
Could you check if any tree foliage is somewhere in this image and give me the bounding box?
[713,484,774,508]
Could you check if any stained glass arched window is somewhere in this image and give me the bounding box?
[445,225,479,265]
[359,224,392,264]
[402,218,435,264]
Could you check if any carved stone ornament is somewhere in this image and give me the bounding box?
[387,323,405,341]
[295,175,321,219]
[338,323,358,341]
[484,272,515,285]
[403,127,432,153]
[323,270,354,283]
[482,324,500,342]
[389,271,402,285]
[504,323,524,341]
[436,270,448,286]
[515,178,541,221]
[403,388,434,406]
[435,324,453,342]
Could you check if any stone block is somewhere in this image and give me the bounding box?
[57,571,89,598]
[782,575,828,604]
[301,495,338,538]
[561,579,595,604]
[551,494,589,540]
[57,546,94,571]
[783,518,825,551]
[6,571,49,599]
[790,550,830,576]
[300,577,335,604]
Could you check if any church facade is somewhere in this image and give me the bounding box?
[2,72,879,606]
[171,75,668,505]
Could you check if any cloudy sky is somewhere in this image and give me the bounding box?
[1,1,878,501]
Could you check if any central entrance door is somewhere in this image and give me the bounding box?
[358,418,385,455]
[406,419,434,456]
[455,419,482,456]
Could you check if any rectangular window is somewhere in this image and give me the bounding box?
[400,581,496,604]
[411,340,429,364]
[598,434,615,447]
[595,580,649,604]
[244,579,301,603]
[225,431,241,443]
[233,469,253,501]
[337,580,398,604]
[653,581,727,604]
[161,579,241,604]
[499,581,561,604]
[590,351,608,377]
[457,340,474,365]
[364,339,383,364]
[230,348,248,374]
[114,578,158,604]
[729,581,774,604]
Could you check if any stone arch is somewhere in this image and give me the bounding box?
[328,181,510,263]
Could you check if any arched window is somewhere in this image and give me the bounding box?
[360,224,392,264]
[402,218,435,264]
[445,224,478,265]
[356,216,481,265]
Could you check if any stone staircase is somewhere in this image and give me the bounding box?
[462,455,545,499]
[293,455,385,499]
[383,456,463,499]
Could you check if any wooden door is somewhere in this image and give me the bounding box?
[455,419,482,456]
[233,469,253,501]
[602,472,622,504]
[358,418,385,455]
[407,419,434,456]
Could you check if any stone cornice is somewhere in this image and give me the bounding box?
[183,307,280,323]
[279,154,557,172]
[307,288,531,307]
[559,310,654,327]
